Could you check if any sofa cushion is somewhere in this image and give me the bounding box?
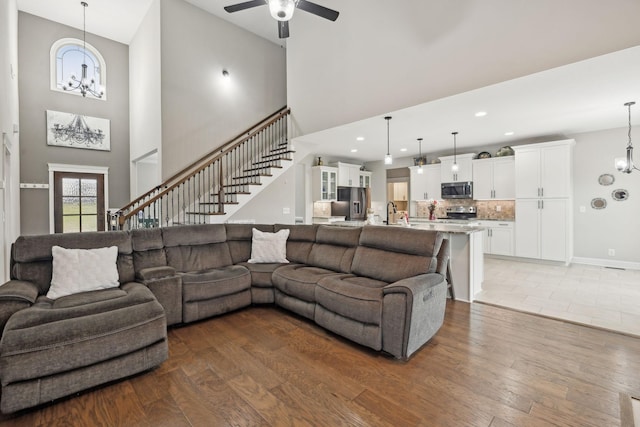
[351,226,443,283]
[181,265,251,302]
[238,262,284,287]
[274,224,318,264]
[315,275,387,326]
[225,224,274,264]
[131,228,167,272]
[10,231,134,295]
[248,228,290,263]
[272,265,347,302]
[307,226,361,273]
[0,282,166,385]
[47,246,120,300]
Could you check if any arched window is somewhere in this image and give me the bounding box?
[50,38,107,100]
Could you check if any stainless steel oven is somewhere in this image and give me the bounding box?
[441,181,473,199]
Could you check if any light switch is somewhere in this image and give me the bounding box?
[579,206,586,213]
[282,207,290,214]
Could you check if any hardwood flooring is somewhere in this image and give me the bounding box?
[2,301,640,426]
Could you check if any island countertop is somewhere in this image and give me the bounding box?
[328,220,484,235]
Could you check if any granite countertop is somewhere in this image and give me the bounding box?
[328,220,484,234]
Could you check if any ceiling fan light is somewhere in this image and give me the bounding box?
[268,0,296,21]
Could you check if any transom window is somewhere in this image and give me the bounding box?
[50,38,107,99]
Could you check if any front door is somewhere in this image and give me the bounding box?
[53,172,105,233]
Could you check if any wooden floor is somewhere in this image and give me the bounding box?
[2,301,640,426]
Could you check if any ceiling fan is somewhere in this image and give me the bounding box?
[224,0,339,39]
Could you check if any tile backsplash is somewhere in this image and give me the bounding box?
[414,200,515,220]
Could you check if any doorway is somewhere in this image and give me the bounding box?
[132,150,159,198]
[53,172,105,233]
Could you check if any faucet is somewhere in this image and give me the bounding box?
[386,201,397,224]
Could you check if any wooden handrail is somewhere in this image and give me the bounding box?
[119,107,290,224]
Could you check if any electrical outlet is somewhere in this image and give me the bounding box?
[608,249,615,256]
[496,205,502,212]
[282,207,290,214]
[579,206,586,213]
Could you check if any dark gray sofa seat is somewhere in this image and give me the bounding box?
[1,231,168,413]
[161,224,251,323]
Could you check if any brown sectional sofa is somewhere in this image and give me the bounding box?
[0,223,450,413]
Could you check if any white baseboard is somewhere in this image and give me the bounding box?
[572,257,640,271]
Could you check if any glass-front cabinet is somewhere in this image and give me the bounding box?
[312,166,338,201]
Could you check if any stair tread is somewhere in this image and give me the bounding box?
[185,211,226,215]
[198,201,239,205]
[232,174,272,180]
[244,166,282,172]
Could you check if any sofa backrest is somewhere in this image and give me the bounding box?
[225,224,275,264]
[131,228,167,273]
[275,224,319,264]
[351,226,443,283]
[162,224,233,272]
[307,226,362,273]
[10,231,134,295]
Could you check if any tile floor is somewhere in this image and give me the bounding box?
[475,257,640,337]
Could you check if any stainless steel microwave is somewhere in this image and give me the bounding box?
[441,181,473,199]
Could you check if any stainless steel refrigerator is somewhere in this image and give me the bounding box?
[331,187,367,221]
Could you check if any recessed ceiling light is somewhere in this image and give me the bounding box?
[350,149,358,153]
[504,131,514,136]
[356,136,365,141]
[475,111,487,117]
[400,148,407,152]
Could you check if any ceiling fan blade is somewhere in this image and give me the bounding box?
[224,0,266,13]
[278,20,290,39]
[296,0,339,21]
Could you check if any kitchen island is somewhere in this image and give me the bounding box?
[329,219,484,302]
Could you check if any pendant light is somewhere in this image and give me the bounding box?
[451,132,459,172]
[417,138,424,174]
[384,116,393,165]
[615,101,637,174]
[64,2,103,98]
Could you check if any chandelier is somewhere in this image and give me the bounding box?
[615,101,637,174]
[64,2,103,98]
[51,114,105,147]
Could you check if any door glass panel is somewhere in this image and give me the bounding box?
[82,197,97,214]
[81,179,97,197]
[63,177,80,196]
[64,215,81,233]
[82,215,98,232]
[62,196,80,215]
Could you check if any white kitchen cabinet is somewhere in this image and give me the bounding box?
[332,162,361,187]
[359,171,372,188]
[514,140,573,199]
[312,166,338,201]
[515,199,568,262]
[409,165,441,201]
[439,153,475,183]
[477,220,514,256]
[472,157,515,200]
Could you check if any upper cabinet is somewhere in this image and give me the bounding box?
[359,171,372,188]
[472,157,515,200]
[439,153,475,183]
[409,165,441,201]
[312,166,338,201]
[513,140,574,199]
[332,162,362,187]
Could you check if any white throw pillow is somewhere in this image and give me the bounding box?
[47,245,120,300]
[248,228,290,264]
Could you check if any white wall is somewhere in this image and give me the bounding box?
[159,0,287,179]
[571,126,640,266]
[0,0,20,281]
[287,0,640,137]
[129,0,162,197]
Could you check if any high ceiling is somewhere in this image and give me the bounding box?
[15,0,640,163]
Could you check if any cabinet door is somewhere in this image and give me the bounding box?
[515,199,540,258]
[540,145,571,198]
[540,199,567,261]
[490,224,514,256]
[456,158,473,182]
[359,173,371,188]
[515,149,541,198]
[410,167,428,201]
[472,160,493,200]
[492,157,515,199]
[424,165,441,200]
[440,160,455,183]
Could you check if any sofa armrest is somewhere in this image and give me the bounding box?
[0,280,40,337]
[136,266,177,282]
[382,273,447,360]
[0,280,39,303]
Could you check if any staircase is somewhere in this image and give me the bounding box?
[114,107,292,230]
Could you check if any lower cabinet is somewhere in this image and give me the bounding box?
[515,199,568,262]
[477,221,514,256]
